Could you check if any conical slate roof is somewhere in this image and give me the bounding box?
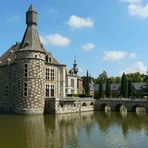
[19,5,45,53]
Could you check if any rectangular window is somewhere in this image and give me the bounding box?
[24,64,28,78]
[71,79,74,87]
[24,82,28,97]
[71,90,74,95]
[46,85,49,97]
[46,68,50,80]
[45,85,54,97]
[3,85,8,97]
[46,68,54,81]
[50,69,54,80]
[51,85,54,97]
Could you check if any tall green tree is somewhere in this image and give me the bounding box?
[143,71,148,97]
[105,78,111,98]
[121,73,128,98]
[84,70,90,96]
[128,79,134,98]
[99,77,103,99]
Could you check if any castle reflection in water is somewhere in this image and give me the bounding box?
[0,112,148,148]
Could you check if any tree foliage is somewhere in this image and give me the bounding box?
[94,71,108,84]
[126,72,143,82]
[121,73,128,98]
[99,77,103,99]
[105,78,111,98]
[128,79,134,98]
[143,71,148,97]
[109,76,121,83]
[83,70,90,95]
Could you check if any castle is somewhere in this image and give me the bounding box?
[0,5,84,114]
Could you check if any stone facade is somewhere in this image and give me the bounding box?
[44,98,95,114]
[0,5,82,114]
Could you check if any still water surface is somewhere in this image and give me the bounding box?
[0,112,148,148]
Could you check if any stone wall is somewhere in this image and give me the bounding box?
[44,97,95,114]
[15,50,46,114]
[0,50,46,114]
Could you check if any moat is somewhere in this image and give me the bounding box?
[0,112,148,148]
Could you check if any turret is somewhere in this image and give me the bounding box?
[14,5,46,114]
[69,57,78,75]
[26,4,38,26]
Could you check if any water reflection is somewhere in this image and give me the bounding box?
[0,112,148,148]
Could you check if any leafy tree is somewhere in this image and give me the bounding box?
[126,72,143,82]
[109,76,121,83]
[105,78,111,98]
[143,71,148,97]
[99,77,103,99]
[121,73,128,98]
[94,71,108,84]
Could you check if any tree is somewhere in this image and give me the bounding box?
[105,78,111,98]
[143,71,148,97]
[128,79,134,98]
[126,72,143,82]
[121,73,128,98]
[84,70,90,96]
[99,77,103,99]
[109,76,121,83]
[94,71,108,84]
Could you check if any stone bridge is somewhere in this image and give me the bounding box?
[45,98,148,114]
[95,99,148,113]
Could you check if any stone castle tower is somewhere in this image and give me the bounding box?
[15,5,46,114]
[0,5,46,114]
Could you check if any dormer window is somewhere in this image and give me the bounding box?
[25,41,30,46]
[45,55,52,63]
[49,57,52,63]
[45,55,48,62]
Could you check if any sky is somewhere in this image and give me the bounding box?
[0,0,148,78]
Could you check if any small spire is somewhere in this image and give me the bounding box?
[74,55,76,65]
[28,4,35,12]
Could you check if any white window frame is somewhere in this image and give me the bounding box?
[3,85,9,97]
[24,64,28,78]
[23,82,28,97]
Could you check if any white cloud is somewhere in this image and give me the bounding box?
[82,43,95,51]
[103,51,127,61]
[6,15,20,22]
[121,61,147,74]
[128,3,148,18]
[67,15,94,29]
[103,50,137,61]
[121,0,148,18]
[40,34,71,47]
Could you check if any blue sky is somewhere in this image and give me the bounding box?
[0,0,148,77]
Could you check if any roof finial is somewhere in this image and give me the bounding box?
[74,55,76,64]
[28,4,35,12]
